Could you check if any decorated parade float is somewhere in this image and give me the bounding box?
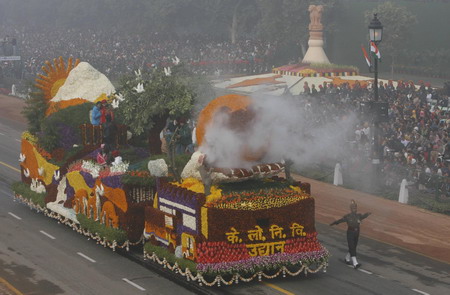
[13,57,329,286]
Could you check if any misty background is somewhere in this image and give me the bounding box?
[1,0,450,79]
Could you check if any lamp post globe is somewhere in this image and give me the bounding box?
[369,13,383,44]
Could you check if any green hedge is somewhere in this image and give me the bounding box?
[77,214,128,243]
[144,242,197,274]
[11,181,46,208]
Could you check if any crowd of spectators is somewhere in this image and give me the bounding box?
[299,79,450,196]
[2,25,449,196]
[1,26,278,81]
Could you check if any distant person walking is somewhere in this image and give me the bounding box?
[330,200,371,269]
[91,101,102,126]
[102,113,117,152]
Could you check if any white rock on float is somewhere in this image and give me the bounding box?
[148,159,168,177]
[51,62,115,102]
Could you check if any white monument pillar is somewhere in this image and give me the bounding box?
[398,179,409,204]
[302,5,330,64]
[333,163,343,186]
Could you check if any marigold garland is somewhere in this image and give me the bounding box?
[46,98,88,116]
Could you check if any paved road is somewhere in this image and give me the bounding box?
[0,95,449,295]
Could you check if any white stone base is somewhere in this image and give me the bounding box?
[302,39,330,64]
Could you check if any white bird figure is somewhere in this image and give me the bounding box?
[172,56,180,65]
[134,83,145,93]
[164,67,172,76]
[30,178,38,192]
[111,99,119,109]
[95,189,101,221]
[38,167,44,176]
[54,170,60,181]
[23,168,30,178]
[36,182,46,194]
[19,153,26,162]
[96,184,105,197]
[115,93,125,101]
[134,69,142,78]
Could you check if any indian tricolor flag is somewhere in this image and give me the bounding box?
[361,45,371,68]
[370,41,381,60]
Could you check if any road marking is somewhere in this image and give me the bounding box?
[0,161,21,173]
[358,269,372,274]
[122,278,146,291]
[8,212,22,220]
[261,282,295,295]
[15,139,21,142]
[412,289,430,295]
[39,230,56,240]
[0,277,24,295]
[0,132,4,135]
[77,252,96,263]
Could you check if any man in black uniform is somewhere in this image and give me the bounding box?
[330,200,371,269]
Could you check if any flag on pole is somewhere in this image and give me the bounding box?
[370,41,381,59]
[361,45,371,68]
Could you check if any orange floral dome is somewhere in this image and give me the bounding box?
[196,94,252,146]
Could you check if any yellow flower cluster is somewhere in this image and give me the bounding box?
[171,178,222,202]
[299,69,317,75]
[213,195,306,210]
[21,131,38,145]
[34,148,59,185]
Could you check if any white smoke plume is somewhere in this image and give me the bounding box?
[199,94,357,169]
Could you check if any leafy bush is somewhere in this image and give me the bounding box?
[39,103,93,152]
[77,214,127,243]
[21,90,47,134]
[118,145,150,164]
[11,181,46,207]
[121,171,156,187]
[144,242,197,274]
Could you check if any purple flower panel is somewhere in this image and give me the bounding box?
[80,171,96,188]
[101,175,123,189]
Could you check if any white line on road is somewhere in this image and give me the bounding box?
[358,269,372,274]
[77,252,96,263]
[0,132,4,135]
[412,289,430,295]
[8,212,22,220]
[122,278,146,291]
[40,230,56,240]
[15,139,21,142]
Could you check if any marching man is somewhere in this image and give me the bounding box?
[330,200,371,269]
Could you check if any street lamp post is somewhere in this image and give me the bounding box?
[368,13,383,188]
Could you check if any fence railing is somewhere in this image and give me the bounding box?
[80,124,128,147]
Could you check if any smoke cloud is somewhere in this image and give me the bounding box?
[199,94,357,169]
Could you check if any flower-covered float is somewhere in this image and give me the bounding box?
[14,58,328,287]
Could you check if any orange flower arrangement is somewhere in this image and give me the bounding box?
[226,75,283,89]
[96,179,128,213]
[196,94,252,146]
[330,77,371,88]
[45,98,88,116]
[21,139,39,179]
[35,57,80,102]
